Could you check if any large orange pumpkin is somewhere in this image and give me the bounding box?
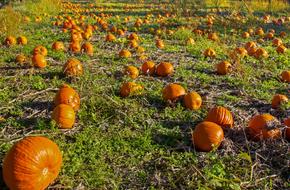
[271,94,288,109]
[156,62,174,77]
[2,136,62,190]
[141,61,155,75]
[119,49,132,58]
[205,106,234,128]
[183,91,202,110]
[192,121,224,152]
[81,42,94,56]
[54,84,80,111]
[216,61,232,75]
[32,54,47,69]
[162,83,186,102]
[203,48,216,58]
[52,104,75,129]
[63,58,83,77]
[4,36,16,46]
[276,45,287,54]
[248,113,281,141]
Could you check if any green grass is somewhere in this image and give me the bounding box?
[0,0,289,189]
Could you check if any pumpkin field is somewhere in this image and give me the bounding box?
[0,0,289,189]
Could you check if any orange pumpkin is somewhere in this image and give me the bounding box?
[16,54,26,65]
[186,38,195,45]
[279,31,286,38]
[32,54,47,68]
[264,32,274,39]
[4,36,16,46]
[192,121,224,152]
[3,136,62,190]
[105,33,116,42]
[141,61,155,75]
[54,84,80,111]
[203,48,216,58]
[276,45,287,54]
[281,70,290,82]
[242,32,250,39]
[234,47,248,58]
[156,62,174,77]
[156,39,164,49]
[272,38,282,47]
[162,83,186,102]
[183,91,202,110]
[136,46,145,54]
[52,104,75,129]
[117,29,125,36]
[216,61,232,75]
[17,36,28,45]
[248,113,281,141]
[255,27,264,36]
[205,106,234,128]
[129,39,139,48]
[271,94,288,109]
[33,45,48,56]
[124,66,139,79]
[81,42,94,56]
[244,41,256,50]
[63,58,83,77]
[120,82,143,97]
[208,32,218,41]
[119,49,132,58]
[128,33,139,41]
[284,118,290,141]
[254,48,268,59]
[69,41,81,53]
[52,41,65,51]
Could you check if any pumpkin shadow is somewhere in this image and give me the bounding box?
[21,100,53,111]
[39,70,62,80]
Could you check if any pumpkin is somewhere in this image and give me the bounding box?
[81,42,94,56]
[255,27,264,36]
[63,58,83,77]
[17,36,28,45]
[254,48,268,59]
[52,104,75,129]
[265,32,274,39]
[54,84,80,111]
[120,82,143,97]
[271,94,288,109]
[16,54,26,64]
[3,136,62,190]
[208,32,218,41]
[281,70,290,82]
[117,29,125,36]
[276,45,287,54]
[186,38,195,45]
[119,49,132,58]
[234,47,248,58]
[216,61,231,75]
[156,62,174,77]
[203,48,216,58]
[105,33,116,42]
[244,41,256,50]
[205,106,234,128]
[69,41,81,53]
[183,91,202,110]
[279,31,286,38]
[129,39,139,48]
[242,32,250,39]
[128,33,139,41]
[32,54,47,69]
[272,38,282,47]
[4,36,16,46]
[284,118,290,141]
[247,47,257,56]
[136,46,145,54]
[141,61,155,75]
[33,45,48,56]
[124,66,139,79]
[52,41,65,51]
[162,83,186,102]
[192,121,224,152]
[156,39,164,49]
[248,113,281,141]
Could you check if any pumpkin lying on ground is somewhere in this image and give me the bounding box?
[271,94,288,109]
[248,113,281,141]
[32,54,47,69]
[276,45,287,54]
[156,62,174,77]
[120,82,143,97]
[54,84,80,111]
[183,91,202,110]
[141,60,155,75]
[156,39,164,49]
[124,66,139,79]
[105,33,116,42]
[16,54,26,65]
[52,41,65,51]
[192,121,224,152]
[281,70,290,82]
[63,58,83,77]
[162,83,186,102]
[52,104,76,129]
[33,45,48,56]
[205,106,234,128]
[119,49,132,58]
[17,36,28,45]
[203,48,216,58]
[284,118,290,141]
[4,36,16,46]
[2,136,62,190]
[216,61,232,75]
[81,42,94,56]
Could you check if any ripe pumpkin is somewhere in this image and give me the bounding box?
[284,118,290,141]
[63,58,83,77]
[54,84,80,111]
[281,70,290,82]
[4,36,16,46]
[69,41,81,53]
[32,54,47,69]
[3,136,62,190]
[234,47,248,58]
[276,45,287,54]
[119,49,132,58]
[203,48,216,58]
[129,39,139,48]
[205,106,234,128]
[242,32,250,39]
[17,36,28,45]
[248,113,281,141]
[52,104,75,129]
[186,38,195,45]
[81,42,94,56]
[244,41,256,50]
[128,33,139,41]
[216,61,232,75]
[279,31,286,38]
[156,39,164,49]
[272,38,282,47]
[52,41,65,51]
[105,33,116,42]
[136,46,145,54]
[208,32,218,41]
[162,83,186,102]
[15,54,26,65]
[192,121,224,152]
[156,62,174,77]
[117,29,125,36]
[141,61,155,75]
[265,32,274,39]
[33,45,48,56]
[255,27,264,36]
[124,66,139,79]
[254,48,268,59]
[120,82,143,97]
[271,94,288,109]
[183,91,202,110]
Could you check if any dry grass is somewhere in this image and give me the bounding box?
[0,6,22,37]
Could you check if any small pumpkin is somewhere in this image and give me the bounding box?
[248,113,281,141]
[279,31,286,38]
[192,121,224,152]
[281,70,290,82]
[120,82,143,97]
[162,83,186,102]
[216,61,232,75]
[244,41,256,50]
[105,33,116,42]
[254,48,268,59]
[2,136,62,190]
[234,47,248,58]
[119,49,132,58]
[255,27,264,36]
[52,104,75,129]
[33,45,48,56]
[32,54,47,69]
[136,46,145,54]
[124,66,139,79]
[242,32,250,39]
[205,106,234,128]
[15,54,26,65]
[156,39,164,49]
[128,33,139,41]
[81,42,94,56]
[186,38,195,45]
[264,32,274,39]
[52,41,65,51]
[129,39,139,48]
[271,94,288,109]
[208,32,218,41]
[276,45,287,54]
[4,36,16,46]
[203,48,216,58]
[63,58,83,77]
[141,61,155,75]
[272,38,282,47]
[156,62,174,77]
[183,91,202,110]
[17,36,28,45]
[69,41,81,53]
[54,84,80,111]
